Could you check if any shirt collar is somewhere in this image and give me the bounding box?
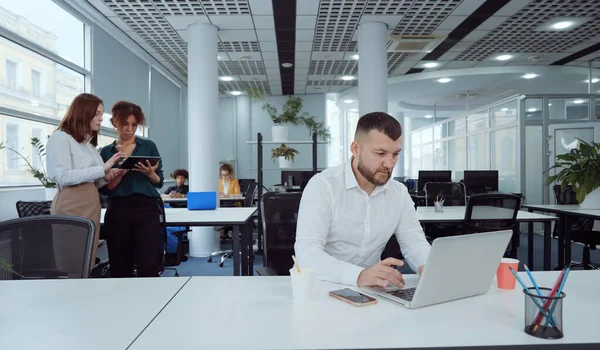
[344,160,390,195]
[110,137,141,151]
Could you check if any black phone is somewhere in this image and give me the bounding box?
[118,156,161,169]
[329,288,377,307]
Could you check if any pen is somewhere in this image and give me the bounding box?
[508,267,559,329]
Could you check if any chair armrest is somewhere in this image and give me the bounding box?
[256,267,278,276]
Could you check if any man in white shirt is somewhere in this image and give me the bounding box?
[295,112,431,289]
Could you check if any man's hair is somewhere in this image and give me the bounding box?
[171,169,189,180]
[354,112,402,141]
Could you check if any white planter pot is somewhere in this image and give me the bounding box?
[278,156,292,168]
[45,187,58,201]
[580,187,600,209]
[272,126,288,142]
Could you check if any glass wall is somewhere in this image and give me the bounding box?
[410,96,521,193]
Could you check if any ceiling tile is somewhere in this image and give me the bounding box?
[125,30,145,43]
[256,29,277,41]
[310,52,344,60]
[218,29,257,41]
[210,15,254,30]
[436,16,467,31]
[296,0,320,15]
[253,15,275,30]
[494,0,533,17]
[295,51,312,60]
[450,0,486,16]
[294,60,310,69]
[164,15,211,31]
[462,30,489,42]
[260,41,278,51]
[248,0,273,15]
[295,30,315,41]
[295,41,313,51]
[438,51,461,61]
[295,68,309,75]
[261,51,279,61]
[296,15,317,29]
[477,16,509,31]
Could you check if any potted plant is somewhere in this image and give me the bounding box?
[0,137,58,200]
[247,89,330,142]
[546,138,600,209]
[0,258,19,276]
[271,144,299,169]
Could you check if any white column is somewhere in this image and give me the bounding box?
[236,95,252,180]
[358,22,388,116]
[187,23,220,257]
[393,111,405,178]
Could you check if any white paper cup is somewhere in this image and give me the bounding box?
[289,267,315,301]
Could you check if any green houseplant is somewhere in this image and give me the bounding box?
[271,143,299,168]
[546,138,600,207]
[247,89,330,141]
[0,137,57,189]
[0,258,19,276]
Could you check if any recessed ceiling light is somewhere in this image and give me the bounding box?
[523,74,538,79]
[552,21,574,29]
[220,76,234,81]
[424,115,433,119]
[548,104,552,106]
[350,108,358,112]
[281,62,293,68]
[573,99,585,104]
[584,78,599,83]
[423,62,438,68]
[343,99,354,103]
[351,54,359,60]
[230,91,242,96]
[501,108,508,111]
[527,108,537,112]
[341,76,355,81]
[496,54,513,61]
[526,114,532,117]
[438,78,452,83]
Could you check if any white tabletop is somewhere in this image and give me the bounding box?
[100,207,257,225]
[417,206,557,223]
[160,197,246,202]
[129,271,600,349]
[523,204,600,219]
[0,277,190,350]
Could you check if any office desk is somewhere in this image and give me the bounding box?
[417,206,558,270]
[523,204,600,270]
[0,277,190,350]
[100,208,257,276]
[129,271,600,350]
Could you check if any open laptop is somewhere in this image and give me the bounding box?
[361,230,512,309]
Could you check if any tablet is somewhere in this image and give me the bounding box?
[118,156,161,169]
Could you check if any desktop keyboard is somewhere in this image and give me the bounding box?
[388,287,416,301]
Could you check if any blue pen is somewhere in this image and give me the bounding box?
[509,267,559,328]
[523,264,543,297]
[544,267,570,327]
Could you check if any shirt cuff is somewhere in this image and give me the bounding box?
[95,177,108,189]
[341,264,365,286]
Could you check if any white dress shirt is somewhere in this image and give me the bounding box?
[294,162,431,286]
[223,180,230,195]
[46,130,107,188]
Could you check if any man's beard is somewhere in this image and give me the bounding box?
[356,158,391,186]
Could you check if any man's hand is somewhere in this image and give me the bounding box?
[357,258,405,288]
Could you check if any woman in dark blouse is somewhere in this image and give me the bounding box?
[100,101,164,278]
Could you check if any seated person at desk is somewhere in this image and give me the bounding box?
[163,169,189,198]
[295,112,431,289]
[218,163,240,198]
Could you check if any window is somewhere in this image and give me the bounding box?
[31,69,41,97]
[31,128,43,170]
[5,123,20,170]
[5,59,17,89]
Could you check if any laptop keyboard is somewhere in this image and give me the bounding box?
[388,287,416,301]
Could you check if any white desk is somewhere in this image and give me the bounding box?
[100,208,257,276]
[0,277,190,350]
[417,206,557,271]
[129,271,600,350]
[523,204,600,270]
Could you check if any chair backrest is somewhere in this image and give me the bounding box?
[424,182,466,206]
[553,185,594,231]
[238,178,255,195]
[0,215,95,280]
[15,200,52,217]
[464,193,522,232]
[260,192,302,275]
[244,182,258,207]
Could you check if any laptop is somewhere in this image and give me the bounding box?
[361,230,512,309]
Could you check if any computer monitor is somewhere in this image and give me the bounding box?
[417,170,452,195]
[281,171,318,188]
[463,170,499,195]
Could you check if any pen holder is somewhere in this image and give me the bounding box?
[433,201,444,212]
[523,287,565,340]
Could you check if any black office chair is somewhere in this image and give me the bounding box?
[553,185,600,270]
[15,200,52,217]
[256,192,302,276]
[157,198,188,277]
[424,182,466,206]
[0,215,95,280]
[209,182,258,267]
[238,178,255,195]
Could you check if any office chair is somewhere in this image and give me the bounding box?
[157,198,188,277]
[424,182,466,206]
[0,215,95,280]
[256,192,302,276]
[15,200,52,217]
[208,182,258,267]
[553,185,600,270]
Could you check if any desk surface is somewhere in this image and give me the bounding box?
[130,271,600,350]
[417,206,557,223]
[523,204,600,219]
[0,277,190,350]
[100,207,257,225]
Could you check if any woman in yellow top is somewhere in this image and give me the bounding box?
[218,163,240,197]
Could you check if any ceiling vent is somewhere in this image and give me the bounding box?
[455,93,480,99]
[387,35,446,53]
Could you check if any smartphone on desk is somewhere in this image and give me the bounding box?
[329,288,377,307]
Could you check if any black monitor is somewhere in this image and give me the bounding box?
[463,170,499,195]
[281,171,318,188]
[417,170,451,195]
